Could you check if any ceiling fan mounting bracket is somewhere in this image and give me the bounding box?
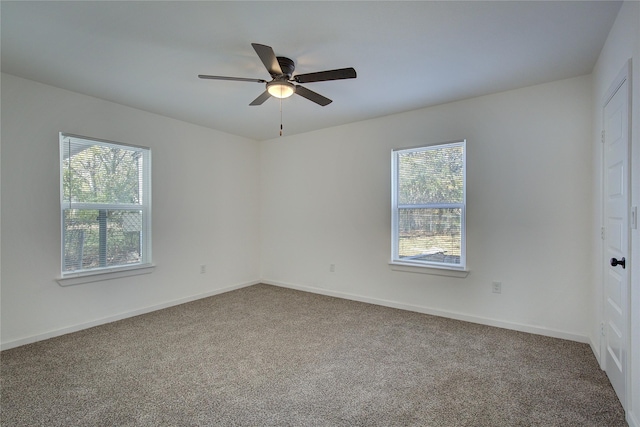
[276,57,295,78]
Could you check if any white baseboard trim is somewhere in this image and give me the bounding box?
[1,280,260,351]
[2,279,590,350]
[262,280,590,344]
[589,335,603,368]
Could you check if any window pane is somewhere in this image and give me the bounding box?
[63,209,142,272]
[61,133,151,276]
[398,145,464,205]
[63,144,143,205]
[398,208,462,265]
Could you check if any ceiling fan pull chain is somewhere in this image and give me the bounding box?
[280,98,282,136]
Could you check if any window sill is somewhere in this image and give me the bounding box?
[388,262,469,278]
[57,263,155,287]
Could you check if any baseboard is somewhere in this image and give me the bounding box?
[590,335,603,367]
[2,278,590,350]
[629,411,639,427]
[0,280,260,351]
[262,280,590,344]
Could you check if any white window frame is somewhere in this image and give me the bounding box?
[58,133,153,285]
[391,140,466,271]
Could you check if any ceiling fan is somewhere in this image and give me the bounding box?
[198,43,357,107]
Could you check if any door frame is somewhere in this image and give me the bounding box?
[600,58,632,412]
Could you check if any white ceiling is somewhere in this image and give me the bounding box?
[1,1,622,141]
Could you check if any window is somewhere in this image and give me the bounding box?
[391,140,466,270]
[60,133,151,277]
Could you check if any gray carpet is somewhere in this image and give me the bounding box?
[1,284,626,426]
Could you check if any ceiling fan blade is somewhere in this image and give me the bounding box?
[249,90,272,106]
[199,75,266,83]
[251,43,283,76]
[294,85,332,106]
[294,67,356,84]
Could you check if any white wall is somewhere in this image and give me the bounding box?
[0,73,261,349]
[591,2,640,426]
[260,75,593,342]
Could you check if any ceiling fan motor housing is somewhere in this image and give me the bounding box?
[276,57,295,78]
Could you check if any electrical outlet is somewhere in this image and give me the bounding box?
[200,265,206,274]
[330,264,335,272]
[492,281,502,294]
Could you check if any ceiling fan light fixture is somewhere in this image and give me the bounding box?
[267,80,295,99]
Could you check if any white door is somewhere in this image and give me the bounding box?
[603,62,630,408]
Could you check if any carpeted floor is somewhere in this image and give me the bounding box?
[1,284,627,426]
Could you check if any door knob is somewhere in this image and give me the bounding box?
[610,257,626,269]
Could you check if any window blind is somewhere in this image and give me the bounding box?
[60,133,151,274]
[392,141,466,269]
